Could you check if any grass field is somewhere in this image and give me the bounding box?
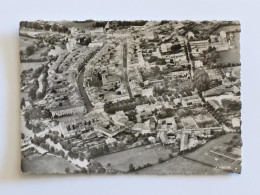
[21,154,78,174]
[20,36,39,50]
[214,25,241,33]
[222,66,241,79]
[184,133,241,173]
[21,62,43,71]
[134,156,225,175]
[94,144,173,173]
[219,33,240,64]
[59,21,95,30]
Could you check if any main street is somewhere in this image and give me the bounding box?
[78,67,94,112]
[123,40,133,99]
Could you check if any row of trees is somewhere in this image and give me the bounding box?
[104,96,152,114]
[157,108,175,119]
[20,21,70,34]
[27,65,49,100]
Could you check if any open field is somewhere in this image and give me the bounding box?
[21,154,78,174]
[94,144,173,172]
[219,33,240,64]
[20,36,39,50]
[222,66,241,79]
[184,133,241,173]
[180,116,197,129]
[214,25,241,33]
[134,156,225,175]
[59,21,95,30]
[21,62,43,72]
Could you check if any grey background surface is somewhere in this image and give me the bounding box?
[0,0,259,194]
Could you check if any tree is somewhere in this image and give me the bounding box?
[59,150,65,158]
[117,141,126,150]
[158,109,167,119]
[103,142,109,153]
[26,45,35,56]
[51,24,58,31]
[81,167,88,174]
[65,167,70,174]
[21,133,25,139]
[171,43,181,53]
[44,23,51,31]
[158,157,164,163]
[97,167,106,174]
[128,164,135,172]
[193,69,210,93]
[50,146,55,153]
[148,56,158,63]
[226,146,232,152]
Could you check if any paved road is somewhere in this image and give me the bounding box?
[123,41,133,99]
[78,68,94,112]
[184,40,194,79]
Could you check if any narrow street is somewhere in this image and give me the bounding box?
[78,67,94,112]
[123,40,133,99]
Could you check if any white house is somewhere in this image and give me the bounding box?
[194,60,203,68]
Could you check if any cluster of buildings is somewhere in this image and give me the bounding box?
[21,20,241,171]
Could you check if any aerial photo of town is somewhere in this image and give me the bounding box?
[20,20,242,174]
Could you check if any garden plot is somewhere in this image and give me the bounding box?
[180,116,198,130]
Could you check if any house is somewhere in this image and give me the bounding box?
[93,102,105,113]
[186,31,195,40]
[88,41,104,48]
[111,110,129,126]
[59,118,91,138]
[115,84,128,95]
[222,77,232,86]
[180,133,189,151]
[104,22,110,32]
[143,32,158,41]
[188,136,200,149]
[219,31,227,42]
[182,95,202,106]
[89,27,104,35]
[190,40,209,50]
[160,43,173,54]
[157,117,177,131]
[50,104,86,117]
[159,131,169,145]
[182,99,188,107]
[136,104,153,116]
[194,60,203,68]
[158,131,175,145]
[132,122,151,134]
[81,131,97,140]
[21,136,32,147]
[142,88,153,98]
[85,110,110,127]
[202,85,240,98]
[66,36,77,51]
[174,52,186,62]
[232,118,241,129]
[105,137,117,149]
[208,100,222,110]
[148,136,156,144]
[102,74,122,90]
[93,124,123,137]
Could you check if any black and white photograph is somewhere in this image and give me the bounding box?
[20,20,242,175]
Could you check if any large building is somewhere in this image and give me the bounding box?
[50,104,86,117]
